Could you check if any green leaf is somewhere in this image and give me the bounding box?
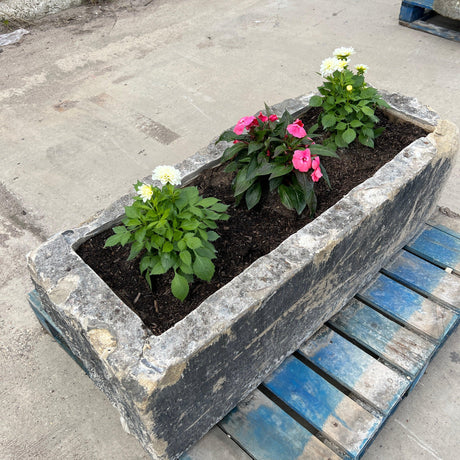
[177,239,187,251]
[320,163,331,189]
[120,232,131,246]
[182,220,200,231]
[221,142,247,163]
[128,241,144,260]
[224,162,238,173]
[196,246,216,259]
[186,236,202,250]
[334,133,348,148]
[359,133,374,148]
[160,252,175,271]
[322,113,337,129]
[269,176,283,192]
[151,260,167,275]
[248,142,264,155]
[234,168,256,196]
[179,250,192,266]
[163,241,174,252]
[309,144,339,158]
[209,202,228,213]
[135,227,147,243]
[278,184,306,215]
[361,106,374,116]
[245,181,262,210]
[309,95,323,107]
[125,206,140,219]
[200,197,219,207]
[269,163,293,179]
[193,256,215,281]
[113,226,128,234]
[336,122,347,131]
[171,272,189,301]
[350,119,363,128]
[207,231,220,242]
[362,127,375,139]
[140,255,156,273]
[342,128,357,144]
[104,234,123,247]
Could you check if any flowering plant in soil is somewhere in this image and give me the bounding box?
[104,166,229,301]
[217,106,338,215]
[309,47,389,149]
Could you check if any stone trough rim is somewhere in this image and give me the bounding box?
[26,90,448,381]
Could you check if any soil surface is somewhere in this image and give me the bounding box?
[77,110,427,335]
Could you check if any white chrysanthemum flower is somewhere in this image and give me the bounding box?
[355,63,369,74]
[333,46,355,59]
[137,184,153,202]
[320,57,342,77]
[336,59,348,71]
[152,165,182,186]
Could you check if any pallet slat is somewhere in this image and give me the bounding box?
[263,356,381,459]
[406,227,460,274]
[219,390,341,460]
[383,251,460,312]
[427,223,460,241]
[329,300,435,378]
[359,274,458,342]
[299,326,410,415]
[181,426,252,460]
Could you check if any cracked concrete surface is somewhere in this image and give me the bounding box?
[0,0,458,459]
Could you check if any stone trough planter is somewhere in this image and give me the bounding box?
[27,91,458,460]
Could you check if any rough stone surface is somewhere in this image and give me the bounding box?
[0,0,83,21]
[433,0,460,20]
[27,92,458,460]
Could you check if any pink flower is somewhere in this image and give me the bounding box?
[233,116,257,135]
[292,149,312,172]
[269,114,278,122]
[312,156,320,170]
[258,112,268,123]
[287,119,307,138]
[311,168,323,182]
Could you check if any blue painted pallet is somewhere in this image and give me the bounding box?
[405,225,460,274]
[27,223,460,460]
[399,0,460,42]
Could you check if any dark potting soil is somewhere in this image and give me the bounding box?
[77,109,427,335]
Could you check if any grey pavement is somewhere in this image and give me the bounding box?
[0,0,459,459]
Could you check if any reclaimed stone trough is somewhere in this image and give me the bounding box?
[27,91,458,460]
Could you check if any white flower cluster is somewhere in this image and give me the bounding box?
[152,165,182,186]
[320,56,347,78]
[137,184,154,202]
[320,47,369,78]
[333,46,355,59]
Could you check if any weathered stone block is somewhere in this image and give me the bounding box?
[27,92,458,460]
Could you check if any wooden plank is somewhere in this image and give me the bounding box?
[263,356,381,459]
[329,300,435,378]
[406,227,460,274]
[401,0,434,8]
[383,251,460,312]
[400,17,460,42]
[359,274,458,342]
[219,389,341,460]
[181,426,251,460]
[299,326,410,415]
[427,223,460,241]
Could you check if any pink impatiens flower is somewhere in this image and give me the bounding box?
[292,149,312,172]
[287,119,307,138]
[311,157,322,182]
[269,114,278,122]
[233,116,257,135]
[258,112,268,123]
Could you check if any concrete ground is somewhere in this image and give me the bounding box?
[0,0,459,459]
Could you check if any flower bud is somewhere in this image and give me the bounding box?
[346,85,353,92]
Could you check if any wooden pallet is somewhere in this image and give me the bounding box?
[183,223,460,460]
[28,223,460,460]
[399,0,460,42]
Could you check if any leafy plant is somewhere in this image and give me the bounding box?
[105,166,229,301]
[309,47,389,149]
[217,106,338,216]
